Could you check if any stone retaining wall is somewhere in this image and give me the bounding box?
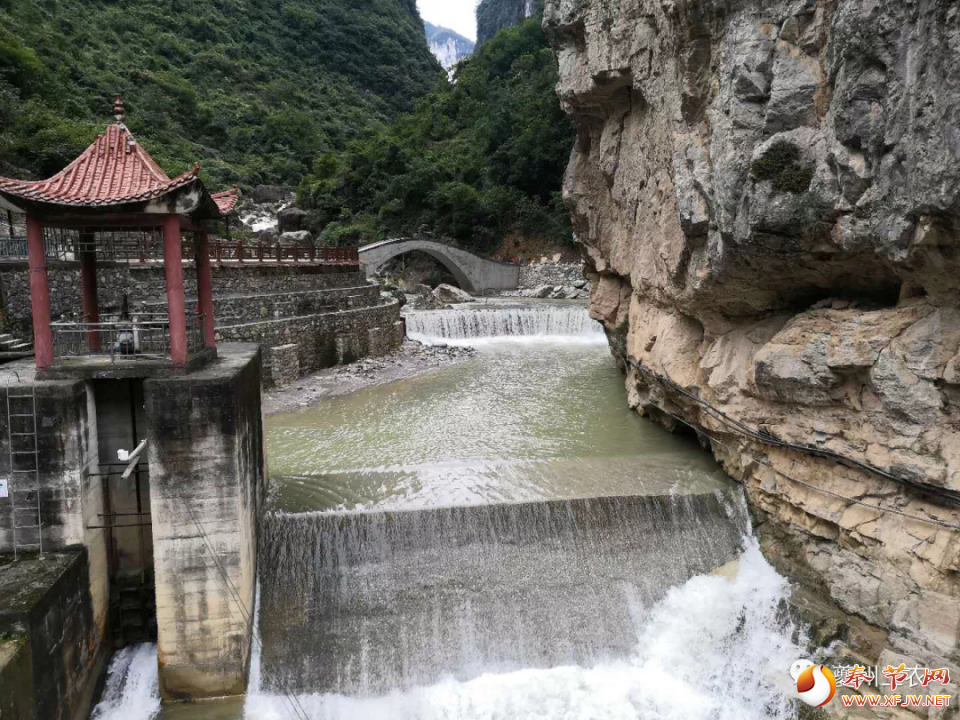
[0,264,367,334]
[269,344,300,387]
[518,263,584,289]
[219,298,404,384]
[140,284,381,324]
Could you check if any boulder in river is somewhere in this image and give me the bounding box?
[278,206,307,233]
[258,230,279,245]
[251,185,288,204]
[279,230,313,246]
[432,284,474,304]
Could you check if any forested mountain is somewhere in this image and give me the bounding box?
[424,22,475,70]
[300,14,574,252]
[0,0,441,188]
[477,0,543,45]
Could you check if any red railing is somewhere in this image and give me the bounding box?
[204,240,359,265]
[0,226,360,265]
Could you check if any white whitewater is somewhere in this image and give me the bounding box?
[243,540,805,720]
[405,304,606,345]
[89,643,160,720]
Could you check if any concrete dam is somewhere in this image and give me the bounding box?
[83,302,815,720]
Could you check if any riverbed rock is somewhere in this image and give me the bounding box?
[432,284,475,304]
[545,0,960,678]
[278,206,307,233]
[251,185,287,204]
[279,230,313,246]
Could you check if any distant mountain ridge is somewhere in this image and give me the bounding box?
[424,22,475,70]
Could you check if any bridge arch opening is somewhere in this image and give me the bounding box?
[364,243,476,293]
[375,250,466,290]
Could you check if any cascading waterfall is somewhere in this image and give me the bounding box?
[405,304,606,345]
[245,493,806,719]
[89,644,160,720]
[254,493,748,697]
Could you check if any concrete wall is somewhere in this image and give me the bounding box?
[0,365,111,717]
[0,263,368,335]
[0,367,91,552]
[144,345,264,700]
[360,239,520,292]
[0,550,109,720]
[0,633,31,720]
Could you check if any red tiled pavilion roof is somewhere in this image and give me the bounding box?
[211,187,240,215]
[0,96,234,219]
[0,123,202,208]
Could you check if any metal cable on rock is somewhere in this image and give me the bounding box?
[625,358,960,531]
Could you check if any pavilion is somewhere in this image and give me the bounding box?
[0,96,238,374]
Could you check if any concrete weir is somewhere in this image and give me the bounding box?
[257,493,747,696]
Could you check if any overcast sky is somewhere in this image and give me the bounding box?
[418,0,478,42]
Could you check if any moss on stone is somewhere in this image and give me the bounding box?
[752,141,814,194]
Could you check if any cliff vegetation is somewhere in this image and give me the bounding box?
[300,14,574,252]
[0,0,440,187]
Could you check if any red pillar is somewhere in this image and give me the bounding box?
[79,233,101,351]
[194,229,217,350]
[26,215,53,368]
[162,215,188,366]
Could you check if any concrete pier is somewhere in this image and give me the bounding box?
[0,550,109,720]
[144,344,265,700]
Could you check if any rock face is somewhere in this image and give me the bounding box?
[545,0,960,687]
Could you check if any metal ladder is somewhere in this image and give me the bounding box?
[6,381,42,558]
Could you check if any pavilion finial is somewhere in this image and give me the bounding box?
[113,95,126,124]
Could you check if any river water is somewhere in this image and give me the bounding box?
[267,303,730,512]
[92,301,808,720]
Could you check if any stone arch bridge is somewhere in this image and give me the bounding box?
[359,238,519,293]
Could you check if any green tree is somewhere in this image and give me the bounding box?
[0,0,441,188]
[300,14,575,252]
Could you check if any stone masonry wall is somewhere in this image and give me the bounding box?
[141,284,380,325]
[518,263,584,289]
[269,344,300,387]
[0,264,367,334]
[219,298,404,382]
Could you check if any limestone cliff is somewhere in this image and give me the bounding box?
[545,0,960,696]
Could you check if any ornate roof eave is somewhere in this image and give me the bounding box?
[0,96,233,224]
[0,176,225,224]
